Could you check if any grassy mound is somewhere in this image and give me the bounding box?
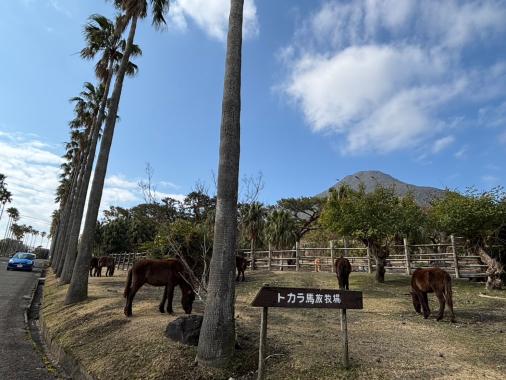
[42,269,506,379]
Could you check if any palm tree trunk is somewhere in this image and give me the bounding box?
[65,15,139,305]
[61,67,113,284]
[0,203,5,222]
[197,0,244,367]
[60,142,92,282]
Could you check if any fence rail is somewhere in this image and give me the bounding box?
[109,235,489,279]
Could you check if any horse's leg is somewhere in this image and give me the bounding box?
[166,284,175,314]
[421,292,430,319]
[236,268,240,281]
[241,269,245,282]
[159,285,168,313]
[436,291,446,321]
[411,292,421,314]
[124,280,143,317]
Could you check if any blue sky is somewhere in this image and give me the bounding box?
[0,0,505,236]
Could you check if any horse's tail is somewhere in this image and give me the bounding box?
[124,268,132,298]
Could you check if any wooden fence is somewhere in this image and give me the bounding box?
[239,236,488,279]
[109,235,488,279]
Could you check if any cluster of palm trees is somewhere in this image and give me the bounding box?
[0,206,48,255]
[49,0,245,368]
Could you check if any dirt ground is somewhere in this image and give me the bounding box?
[42,269,506,380]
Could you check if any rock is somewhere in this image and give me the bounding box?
[165,315,203,346]
[438,352,444,358]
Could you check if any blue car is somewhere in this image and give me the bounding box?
[6,252,36,271]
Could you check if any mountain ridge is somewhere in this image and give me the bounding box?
[317,170,445,207]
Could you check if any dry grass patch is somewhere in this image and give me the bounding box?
[42,269,506,379]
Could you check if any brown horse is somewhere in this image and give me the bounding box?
[97,256,115,277]
[123,258,195,317]
[411,268,456,322]
[334,257,352,290]
[236,256,249,282]
[89,257,99,276]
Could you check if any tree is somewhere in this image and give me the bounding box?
[240,202,266,258]
[429,188,506,289]
[277,197,323,242]
[0,174,12,222]
[321,185,415,283]
[264,209,297,250]
[197,0,244,367]
[65,0,170,305]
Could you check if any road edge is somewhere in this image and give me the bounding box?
[29,268,95,380]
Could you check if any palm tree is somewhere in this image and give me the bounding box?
[0,174,12,222]
[240,202,265,259]
[264,209,297,250]
[60,15,142,284]
[197,0,245,367]
[65,0,170,305]
[40,231,46,247]
[1,207,19,255]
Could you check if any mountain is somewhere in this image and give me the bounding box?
[317,170,445,207]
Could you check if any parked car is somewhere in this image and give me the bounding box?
[6,252,36,271]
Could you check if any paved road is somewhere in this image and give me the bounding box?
[0,257,55,380]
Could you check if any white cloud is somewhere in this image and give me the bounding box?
[0,132,186,238]
[455,146,468,159]
[0,132,61,235]
[280,0,506,155]
[432,135,455,154]
[170,0,259,41]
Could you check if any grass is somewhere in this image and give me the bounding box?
[42,269,506,379]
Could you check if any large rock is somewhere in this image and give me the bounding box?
[165,315,203,346]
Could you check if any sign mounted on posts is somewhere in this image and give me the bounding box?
[252,286,363,380]
[251,286,363,309]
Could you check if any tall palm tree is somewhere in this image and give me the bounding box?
[65,0,170,305]
[197,0,244,367]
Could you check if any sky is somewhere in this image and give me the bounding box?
[0,0,505,237]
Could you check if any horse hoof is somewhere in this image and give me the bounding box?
[159,307,165,313]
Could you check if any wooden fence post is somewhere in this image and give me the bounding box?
[403,238,411,275]
[268,243,272,271]
[451,235,460,279]
[343,238,349,257]
[330,240,335,273]
[366,245,372,274]
[257,307,268,380]
[295,241,300,271]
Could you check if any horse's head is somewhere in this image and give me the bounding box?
[181,287,195,314]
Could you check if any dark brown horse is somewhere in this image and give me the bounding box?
[89,257,99,277]
[123,258,195,317]
[411,268,456,322]
[334,257,352,290]
[97,256,115,277]
[236,256,249,282]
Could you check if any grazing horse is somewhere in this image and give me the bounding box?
[97,256,115,277]
[314,258,321,272]
[89,257,99,277]
[123,258,195,317]
[411,268,456,322]
[334,257,352,290]
[236,256,249,282]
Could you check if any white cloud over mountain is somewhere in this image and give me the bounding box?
[280,0,506,155]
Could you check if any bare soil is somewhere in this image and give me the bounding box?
[42,269,506,380]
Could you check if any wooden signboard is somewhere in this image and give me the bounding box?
[252,286,363,309]
[252,286,363,379]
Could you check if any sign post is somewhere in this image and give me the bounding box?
[252,286,363,379]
